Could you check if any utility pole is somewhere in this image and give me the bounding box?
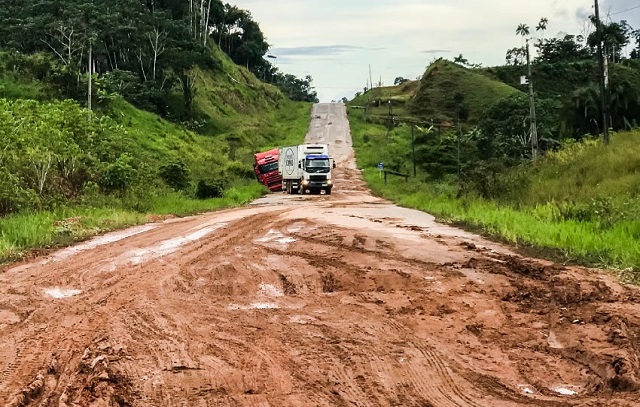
[457,118,462,180]
[411,125,416,177]
[386,99,392,144]
[525,38,539,161]
[594,0,610,143]
[88,42,92,116]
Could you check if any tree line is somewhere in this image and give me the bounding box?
[0,0,317,118]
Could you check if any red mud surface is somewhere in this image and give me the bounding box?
[1,104,639,406]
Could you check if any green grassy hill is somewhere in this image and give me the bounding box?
[408,59,523,123]
[350,80,419,119]
[349,59,524,126]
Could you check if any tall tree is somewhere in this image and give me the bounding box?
[587,18,630,63]
[536,17,549,41]
[516,23,530,47]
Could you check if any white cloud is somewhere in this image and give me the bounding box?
[232,0,640,102]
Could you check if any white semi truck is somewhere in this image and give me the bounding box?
[278,144,334,195]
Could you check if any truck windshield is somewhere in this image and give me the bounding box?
[258,162,278,174]
[305,158,330,173]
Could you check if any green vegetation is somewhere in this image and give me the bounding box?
[0,0,316,121]
[348,107,640,280]
[0,182,266,262]
[0,93,309,262]
[347,17,639,281]
[0,0,316,263]
[351,80,419,120]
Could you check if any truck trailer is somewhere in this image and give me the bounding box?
[253,148,282,191]
[278,144,334,195]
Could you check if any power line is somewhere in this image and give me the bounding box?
[610,4,640,15]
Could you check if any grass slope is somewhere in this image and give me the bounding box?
[514,133,640,206]
[188,46,283,135]
[350,80,419,119]
[408,59,523,123]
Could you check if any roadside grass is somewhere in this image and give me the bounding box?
[514,132,640,205]
[150,182,266,215]
[349,109,640,280]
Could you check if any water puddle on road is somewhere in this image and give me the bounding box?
[255,229,297,245]
[43,287,83,299]
[227,302,280,310]
[551,386,579,396]
[517,384,536,395]
[46,224,158,264]
[126,223,227,265]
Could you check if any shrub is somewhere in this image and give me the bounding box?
[99,154,136,193]
[196,179,224,199]
[226,161,255,180]
[159,160,190,191]
[0,169,39,215]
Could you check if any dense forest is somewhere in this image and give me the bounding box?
[0,0,317,119]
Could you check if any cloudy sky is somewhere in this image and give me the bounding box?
[232,0,640,102]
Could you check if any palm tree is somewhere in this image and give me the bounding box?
[536,17,549,41]
[516,23,530,47]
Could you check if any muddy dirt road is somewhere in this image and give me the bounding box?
[2,103,640,406]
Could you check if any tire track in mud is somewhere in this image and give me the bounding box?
[260,231,462,405]
[81,210,304,406]
[246,219,618,406]
[248,221,508,407]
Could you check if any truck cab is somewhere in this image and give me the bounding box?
[253,149,282,191]
[300,154,333,194]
